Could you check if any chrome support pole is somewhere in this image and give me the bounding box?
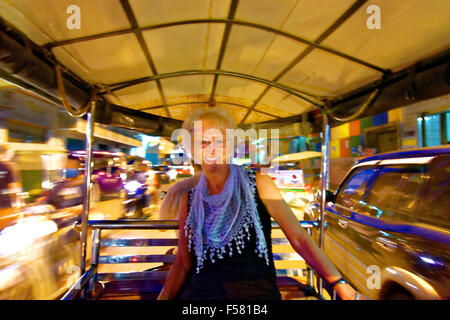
[318,114,330,296]
[79,102,96,276]
[87,228,101,296]
[306,228,314,288]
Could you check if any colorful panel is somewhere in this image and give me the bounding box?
[338,123,350,139]
[331,126,340,140]
[349,119,361,136]
[330,140,340,159]
[340,138,350,157]
[350,135,363,156]
[388,108,402,122]
[373,112,388,126]
[360,116,373,133]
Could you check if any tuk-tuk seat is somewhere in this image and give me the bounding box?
[63,220,320,300]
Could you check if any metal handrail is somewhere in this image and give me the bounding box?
[63,219,324,300]
[83,219,318,230]
[61,265,97,300]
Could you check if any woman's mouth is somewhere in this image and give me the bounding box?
[205,156,218,163]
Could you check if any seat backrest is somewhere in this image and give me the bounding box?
[63,220,318,299]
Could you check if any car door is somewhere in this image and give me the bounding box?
[411,156,450,299]
[353,163,438,299]
[323,166,379,290]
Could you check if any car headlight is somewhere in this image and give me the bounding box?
[168,170,178,179]
[124,181,141,193]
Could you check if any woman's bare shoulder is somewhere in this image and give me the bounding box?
[178,192,190,222]
[255,171,276,187]
[169,173,200,193]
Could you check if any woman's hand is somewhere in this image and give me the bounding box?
[334,283,368,300]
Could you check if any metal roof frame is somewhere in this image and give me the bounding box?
[1,0,448,129]
[38,0,394,124]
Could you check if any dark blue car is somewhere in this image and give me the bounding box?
[306,146,450,300]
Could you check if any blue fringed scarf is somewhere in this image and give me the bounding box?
[185,165,269,273]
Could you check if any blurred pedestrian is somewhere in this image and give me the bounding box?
[0,144,22,209]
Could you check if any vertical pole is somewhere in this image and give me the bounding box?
[421,113,427,147]
[87,228,101,296]
[440,113,446,145]
[318,113,330,297]
[306,228,314,288]
[79,102,96,276]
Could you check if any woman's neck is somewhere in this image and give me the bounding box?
[203,164,230,195]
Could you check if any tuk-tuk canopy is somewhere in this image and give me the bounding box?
[0,0,449,132]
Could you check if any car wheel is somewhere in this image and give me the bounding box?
[133,198,145,218]
[126,203,136,218]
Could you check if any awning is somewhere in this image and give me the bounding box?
[0,0,449,129]
[56,120,142,147]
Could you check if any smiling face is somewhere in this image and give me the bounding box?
[192,115,231,173]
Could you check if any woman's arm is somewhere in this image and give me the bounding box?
[255,172,362,300]
[157,193,193,300]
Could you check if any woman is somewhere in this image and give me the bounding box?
[157,108,362,300]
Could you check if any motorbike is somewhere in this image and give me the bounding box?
[122,173,155,219]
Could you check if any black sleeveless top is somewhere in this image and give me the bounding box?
[176,169,281,300]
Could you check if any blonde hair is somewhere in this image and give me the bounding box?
[182,107,237,132]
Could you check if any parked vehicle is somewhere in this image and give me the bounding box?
[72,151,127,201]
[306,147,450,300]
[0,209,80,299]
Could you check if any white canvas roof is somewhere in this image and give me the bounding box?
[0,0,448,124]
